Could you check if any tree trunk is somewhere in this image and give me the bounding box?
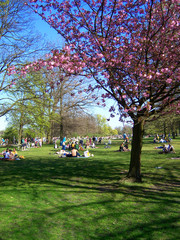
[18,111,24,148]
[172,131,175,139]
[59,85,64,140]
[60,117,64,140]
[50,121,54,144]
[127,119,145,182]
[163,121,167,137]
[18,123,23,148]
[171,121,176,139]
[46,130,51,144]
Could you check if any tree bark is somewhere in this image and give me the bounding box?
[59,116,64,140]
[18,124,23,147]
[46,128,52,144]
[18,110,24,147]
[59,84,64,140]
[127,119,145,182]
[163,121,167,137]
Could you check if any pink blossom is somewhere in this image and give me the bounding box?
[166,78,172,84]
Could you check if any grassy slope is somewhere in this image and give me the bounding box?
[0,138,179,240]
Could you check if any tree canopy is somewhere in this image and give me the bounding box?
[10,0,179,181]
[25,0,179,123]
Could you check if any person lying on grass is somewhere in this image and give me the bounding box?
[158,144,175,154]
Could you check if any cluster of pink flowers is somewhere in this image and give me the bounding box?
[20,0,180,121]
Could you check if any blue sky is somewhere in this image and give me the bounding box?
[0,14,122,130]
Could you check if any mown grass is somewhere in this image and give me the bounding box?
[0,137,179,240]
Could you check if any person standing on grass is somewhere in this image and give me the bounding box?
[123,133,126,140]
[62,141,66,150]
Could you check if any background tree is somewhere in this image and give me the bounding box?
[95,114,115,136]
[47,68,94,140]
[27,0,180,181]
[115,124,132,136]
[0,0,50,118]
[111,129,118,136]
[6,77,41,145]
[6,64,96,142]
[2,126,18,144]
[144,109,180,138]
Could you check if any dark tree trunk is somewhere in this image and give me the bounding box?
[60,116,64,140]
[18,111,24,148]
[172,131,175,139]
[127,119,145,182]
[171,122,176,139]
[163,121,167,137]
[59,86,64,140]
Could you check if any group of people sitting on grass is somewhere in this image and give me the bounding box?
[66,140,96,150]
[0,148,20,160]
[119,142,130,152]
[56,137,97,153]
[114,137,131,152]
[155,144,175,154]
[57,147,88,158]
[56,138,93,158]
[153,134,172,144]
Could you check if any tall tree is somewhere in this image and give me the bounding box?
[25,0,180,181]
[7,64,95,142]
[5,72,45,144]
[144,109,180,137]
[33,64,95,139]
[96,114,114,136]
[0,0,48,118]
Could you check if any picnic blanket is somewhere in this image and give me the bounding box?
[0,157,21,161]
[58,150,92,158]
[59,156,90,158]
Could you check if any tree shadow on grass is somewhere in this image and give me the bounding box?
[0,153,179,240]
[0,154,128,182]
[0,189,179,240]
[0,154,179,194]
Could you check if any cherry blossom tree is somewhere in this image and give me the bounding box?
[25,0,179,181]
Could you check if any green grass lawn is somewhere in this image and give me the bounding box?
[0,138,179,240]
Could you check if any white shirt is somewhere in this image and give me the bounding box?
[5,152,10,158]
